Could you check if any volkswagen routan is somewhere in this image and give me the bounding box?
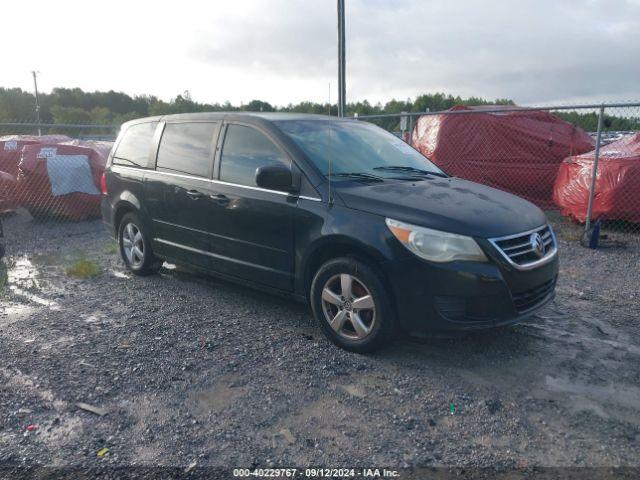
[102,113,558,352]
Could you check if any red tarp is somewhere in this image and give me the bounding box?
[553,132,640,224]
[16,141,111,221]
[411,106,595,209]
[0,135,71,177]
[58,139,114,160]
[0,170,17,213]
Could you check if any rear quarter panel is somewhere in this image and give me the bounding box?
[105,165,149,237]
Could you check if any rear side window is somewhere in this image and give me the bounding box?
[219,125,289,187]
[113,122,158,167]
[156,122,218,178]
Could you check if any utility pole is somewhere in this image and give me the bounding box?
[337,0,346,117]
[32,71,41,136]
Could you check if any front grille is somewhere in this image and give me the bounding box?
[512,277,556,313]
[489,224,556,269]
[434,295,506,323]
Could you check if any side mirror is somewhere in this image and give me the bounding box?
[255,164,296,192]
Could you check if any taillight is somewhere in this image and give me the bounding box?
[100,172,108,195]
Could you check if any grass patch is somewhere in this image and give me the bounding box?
[0,262,7,289]
[561,231,583,242]
[104,241,119,255]
[66,258,102,279]
[545,210,584,243]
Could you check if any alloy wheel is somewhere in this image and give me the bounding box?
[321,273,376,340]
[122,222,145,267]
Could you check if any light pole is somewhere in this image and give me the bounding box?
[337,0,346,117]
[32,71,42,136]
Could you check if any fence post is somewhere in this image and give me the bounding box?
[400,111,408,142]
[408,115,414,146]
[584,105,605,233]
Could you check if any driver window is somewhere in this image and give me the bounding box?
[219,125,289,187]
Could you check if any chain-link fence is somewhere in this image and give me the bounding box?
[0,122,117,223]
[2,105,640,248]
[0,105,638,372]
[0,121,118,140]
[0,122,118,301]
[355,102,640,247]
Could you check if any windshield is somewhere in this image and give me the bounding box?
[275,119,445,179]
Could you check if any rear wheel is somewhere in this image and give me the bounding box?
[311,257,396,353]
[118,212,161,276]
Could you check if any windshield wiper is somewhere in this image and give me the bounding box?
[373,166,448,178]
[329,172,385,182]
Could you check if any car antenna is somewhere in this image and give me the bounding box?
[328,85,334,207]
[328,128,334,207]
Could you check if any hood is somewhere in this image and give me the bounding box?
[335,176,548,238]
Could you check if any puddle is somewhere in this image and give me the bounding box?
[0,303,36,324]
[6,257,40,289]
[8,287,59,309]
[1,257,61,311]
[275,395,368,460]
[194,379,245,414]
[545,375,640,425]
[546,375,640,411]
[338,384,366,398]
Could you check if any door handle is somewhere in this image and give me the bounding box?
[186,189,203,199]
[209,193,229,206]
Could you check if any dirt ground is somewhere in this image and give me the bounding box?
[0,210,639,475]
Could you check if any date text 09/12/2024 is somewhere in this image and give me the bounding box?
[232,468,400,478]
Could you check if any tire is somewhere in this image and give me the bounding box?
[118,212,161,276]
[310,257,396,353]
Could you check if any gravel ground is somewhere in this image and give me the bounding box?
[0,210,639,474]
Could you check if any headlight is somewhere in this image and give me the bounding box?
[385,218,487,263]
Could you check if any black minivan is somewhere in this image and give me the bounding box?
[102,112,558,352]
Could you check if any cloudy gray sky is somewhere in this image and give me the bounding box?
[3,0,639,106]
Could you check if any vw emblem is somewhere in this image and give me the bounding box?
[530,232,545,258]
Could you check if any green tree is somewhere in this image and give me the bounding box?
[1,86,638,134]
[243,100,275,112]
[0,88,37,122]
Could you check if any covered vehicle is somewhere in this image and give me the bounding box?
[58,139,114,160]
[0,170,17,213]
[0,135,71,177]
[411,106,595,209]
[553,132,640,224]
[16,140,112,220]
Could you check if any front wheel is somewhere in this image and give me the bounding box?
[118,212,161,276]
[310,257,396,353]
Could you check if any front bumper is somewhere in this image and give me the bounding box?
[386,250,559,335]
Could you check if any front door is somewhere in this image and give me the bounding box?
[206,123,297,291]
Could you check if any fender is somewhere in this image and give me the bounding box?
[111,189,153,236]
